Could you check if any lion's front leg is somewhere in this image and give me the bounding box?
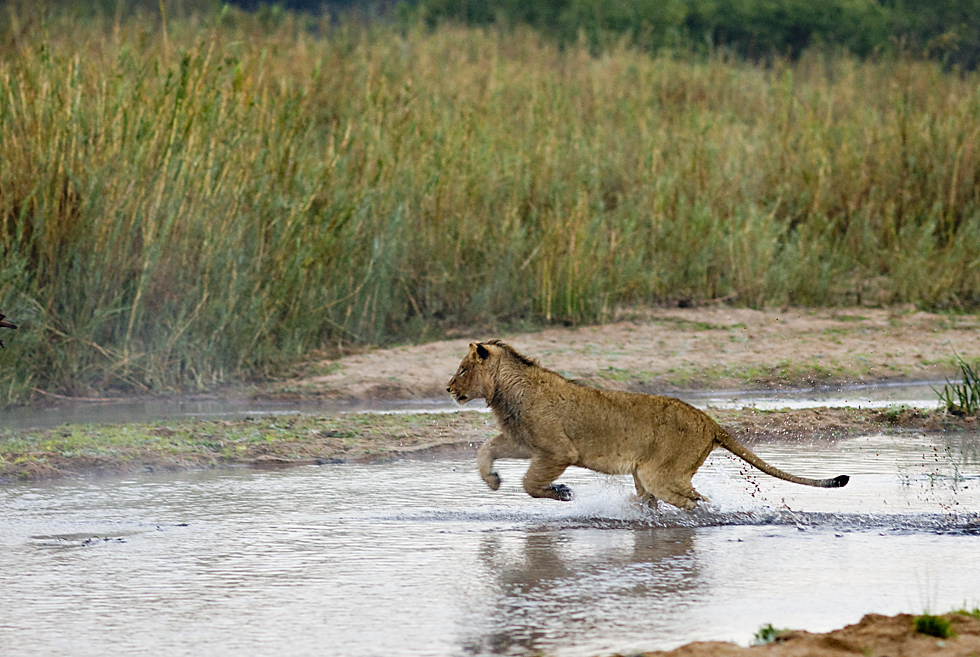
[477,433,532,491]
[522,455,572,501]
[520,430,578,501]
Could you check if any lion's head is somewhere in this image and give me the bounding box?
[446,342,496,404]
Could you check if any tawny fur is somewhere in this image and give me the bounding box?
[446,339,848,510]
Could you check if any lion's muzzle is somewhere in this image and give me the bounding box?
[446,381,467,404]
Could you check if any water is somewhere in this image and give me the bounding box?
[1,431,979,656]
[694,380,945,411]
[0,380,947,430]
[0,397,457,431]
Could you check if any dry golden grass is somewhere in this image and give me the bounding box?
[1,5,978,401]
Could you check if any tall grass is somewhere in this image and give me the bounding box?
[1,5,979,401]
[934,352,980,416]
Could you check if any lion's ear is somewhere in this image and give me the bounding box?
[476,343,490,360]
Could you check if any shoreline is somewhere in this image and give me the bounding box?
[3,306,978,483]
[642,612,980,657]
[2,403,976,484]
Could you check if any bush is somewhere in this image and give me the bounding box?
[413,0,980,68]
[752,623,789,645]
[914,613,954,639]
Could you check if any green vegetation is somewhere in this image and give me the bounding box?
[752,622,789,645]
[0,403,974,481]
[0,410,496,481]
[1,3,980,403]
[913,613,955,639]
[413,0,980,70]
[934,353,980,416]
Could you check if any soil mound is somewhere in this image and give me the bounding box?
[639,613,980,657]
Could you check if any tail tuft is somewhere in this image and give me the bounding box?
[828,474,849,488]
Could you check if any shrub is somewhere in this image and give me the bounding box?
[752,623,789,645]
[913,613,954,639]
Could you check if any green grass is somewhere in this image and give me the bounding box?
[0,404,972,481]
[752,623,789,645]
[2,4,980,403]
[913,613,955,639]
[934,352,980,416]
[0,409,497,480]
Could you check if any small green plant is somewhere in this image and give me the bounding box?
[752,623,788,645]
[913,613,954,639]
[934,352,980,416]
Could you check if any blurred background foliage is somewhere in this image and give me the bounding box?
[15,0,980,69]
[0,0,979,403]
[233,0,980,69]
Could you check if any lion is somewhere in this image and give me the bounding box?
[446,339,848,510]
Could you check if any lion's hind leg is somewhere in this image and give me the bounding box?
[634,463,706,511]
[632,471,659,507]
[667,482,709,509]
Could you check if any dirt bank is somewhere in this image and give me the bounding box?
[276,307,980,400]
[2,384,976,484]
[640,612,980,657]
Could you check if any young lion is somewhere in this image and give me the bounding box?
[446,339,848,510]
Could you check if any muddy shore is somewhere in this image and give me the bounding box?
[269,306,980,400]
[640,612,980,657]
[2,306,979,482]
[1,403,976,483]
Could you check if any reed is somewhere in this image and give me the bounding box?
[1,5,979,401]
[934,352,980,416]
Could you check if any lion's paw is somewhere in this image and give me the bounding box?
[550,484,573,501]
[484,472,501,490]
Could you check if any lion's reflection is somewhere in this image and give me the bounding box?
[460,525,701,656]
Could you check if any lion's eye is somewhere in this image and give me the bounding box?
[458,368,466,376]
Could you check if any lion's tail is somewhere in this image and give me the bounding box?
[714,429,849,488]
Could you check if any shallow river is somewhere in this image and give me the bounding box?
[0,380,946,429]
[2,428,979,656]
